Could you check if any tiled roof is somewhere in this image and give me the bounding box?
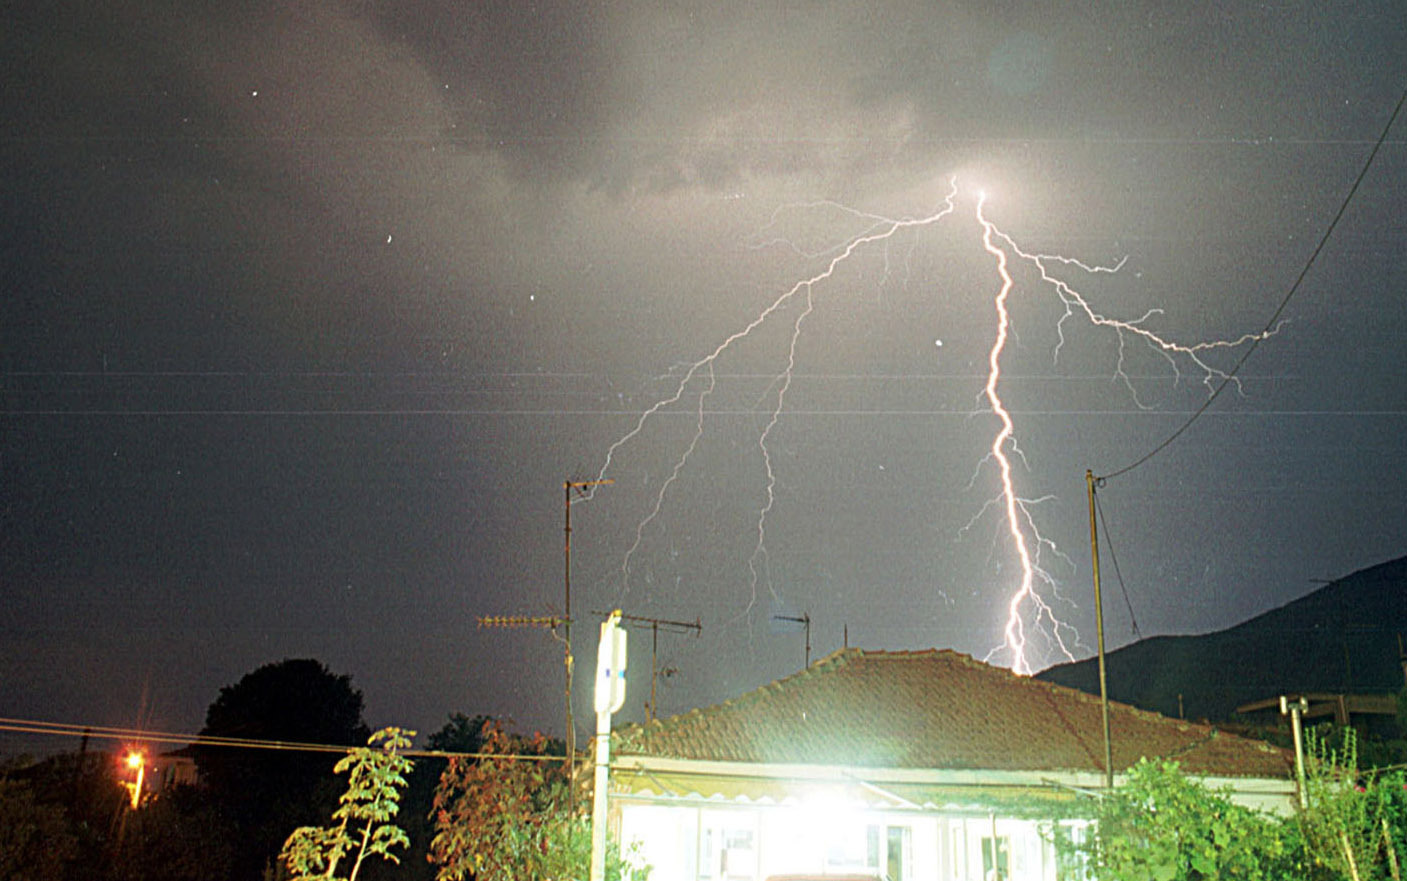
[615,648,1290,779]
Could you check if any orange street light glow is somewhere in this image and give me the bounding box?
[123,749,146,809]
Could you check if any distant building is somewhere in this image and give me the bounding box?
[1236,691,1400,728]
[608,648,1294,881]
[149,748,199,791]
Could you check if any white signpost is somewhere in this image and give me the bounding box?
[590,610,627,881]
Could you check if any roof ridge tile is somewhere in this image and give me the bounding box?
[617,646,1290,779]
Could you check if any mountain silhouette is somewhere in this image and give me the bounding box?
[1036,555,1407,722]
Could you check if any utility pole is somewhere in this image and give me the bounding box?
[1399,633,1406,687]
[773,613,812,669]
[564,478,611,804]
[480,478,612,818]
[1086,470,1114,789]
[1281,694,1309,809]
[595,611,701,722]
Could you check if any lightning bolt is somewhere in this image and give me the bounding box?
[595,181,959,617]
[973,192,1281,674]
[588,179,1280,672]
[977,192,1048,676]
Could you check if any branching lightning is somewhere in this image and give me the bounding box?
[588,178,1280,674]
[975,191,1281,673]
[593,181,960,617]
[977,192,1054,675]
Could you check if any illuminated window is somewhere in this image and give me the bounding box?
[700,809,757,881]
[821,822,909,879]
[825,822,880,873]
[1050,821,1093,881]
[885,825,911,881]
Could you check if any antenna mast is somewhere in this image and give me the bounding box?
[773,613,812,669]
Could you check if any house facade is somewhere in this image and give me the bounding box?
[606,649,1294,881]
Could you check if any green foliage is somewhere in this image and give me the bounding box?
[428,719,647,881]
[1298,727,1407,881]
[106,784,238,881]
[0,775,75,881]
[532,813,650,881]
[379,712,502,881]
[281,726,415,881]
[1088,758,1296,880]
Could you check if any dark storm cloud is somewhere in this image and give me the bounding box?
[364,1,609,177]
[3,0,1406,754]
[1,0,487,372]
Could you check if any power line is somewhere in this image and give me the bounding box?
[1092,485,1142,641]
[0,716,559,762]
[1098,84,1407,482]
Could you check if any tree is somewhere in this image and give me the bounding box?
[428,720,561,881]
[196,658,370,880]
[389,712,500,881]
[428,719,645,881]
[104,783,237,881]
[425,713,494,756]
[281,727,415,881]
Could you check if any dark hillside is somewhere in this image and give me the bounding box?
[1036,556,1407,721]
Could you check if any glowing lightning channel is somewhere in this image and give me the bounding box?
[589,178,1281,675]
[594,180,960,616]
[976,192,1044,676]
[973,193,1283,675]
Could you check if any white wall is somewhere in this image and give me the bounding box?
[618,800,1077,881]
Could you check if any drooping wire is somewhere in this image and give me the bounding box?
[1098,85,1407,482]
[1092,481,1142,640]
[0,716,559,761]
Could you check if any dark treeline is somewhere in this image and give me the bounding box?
[0,658,535,881]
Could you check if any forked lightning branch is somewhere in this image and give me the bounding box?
[586,178,1278,675]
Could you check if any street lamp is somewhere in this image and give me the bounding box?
[590,611,627,881]
[123,750,145,809]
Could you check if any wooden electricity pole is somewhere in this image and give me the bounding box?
[1087,470,1114,789]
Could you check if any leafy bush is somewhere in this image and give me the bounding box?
[1088,758,1297,880]
[428,719,647,881]
[280,727,415,881]
[1298,727,1407,881]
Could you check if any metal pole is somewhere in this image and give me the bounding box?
[772,613,812,670]
[590,707,612,881]
[1282,695,1309,809]
[564,478,613,814]
[1087,470,1114,789]
[649,622,658,723]
[592,611,700,723]
[591,612,627,881]
[564,481,575,798]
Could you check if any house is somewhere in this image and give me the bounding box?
[607,648,1294,881]
[1236,691,1401,728]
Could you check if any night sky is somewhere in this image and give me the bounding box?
[3,1,1406,753]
